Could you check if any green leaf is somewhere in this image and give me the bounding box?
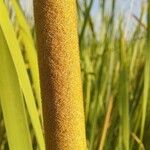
[0,1,45,149]
[0,27,32,150]
[10,0,42,111]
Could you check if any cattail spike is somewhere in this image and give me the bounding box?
[34,0,86,149]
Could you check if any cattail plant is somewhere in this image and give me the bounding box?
[34,0,86,149]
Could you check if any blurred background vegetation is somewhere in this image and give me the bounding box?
[0,0,150,149]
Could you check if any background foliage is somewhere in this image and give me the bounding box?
[0,0,150,150]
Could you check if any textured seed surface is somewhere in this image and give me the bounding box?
[34,0,86,149]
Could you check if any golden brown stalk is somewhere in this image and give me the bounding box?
[99,96,114,150]
[33,0,86,149]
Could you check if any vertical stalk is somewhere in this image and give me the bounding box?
[140,0,150,141]
[34,0,86,149]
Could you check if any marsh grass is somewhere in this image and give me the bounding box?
[0,0,150,149]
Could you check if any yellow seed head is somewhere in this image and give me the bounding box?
[34,0,86,149]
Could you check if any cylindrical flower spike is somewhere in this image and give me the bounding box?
[34,0,86,149]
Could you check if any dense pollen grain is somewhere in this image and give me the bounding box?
[34,0,86,149]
